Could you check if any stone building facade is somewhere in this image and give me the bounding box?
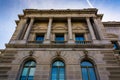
[0,8,120,80]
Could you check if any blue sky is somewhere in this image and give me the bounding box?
[0,0,120,49]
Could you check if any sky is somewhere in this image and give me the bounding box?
[0,0,120,49]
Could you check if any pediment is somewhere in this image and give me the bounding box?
[52,26,67,30]
[33,26,47,29]
[73,26,86,30]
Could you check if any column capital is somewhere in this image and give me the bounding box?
[30,17,35,20]
[67,17,71,19]
[86,17,90,19]
[49,17,53,19]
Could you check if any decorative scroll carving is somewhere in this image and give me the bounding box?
[53,26,66,30]
[29,50,34,56]
[56,50,61,57]
[52,23,67,30]
[32,23,48,30]
[72,23,87,29]
[83,50,88,58]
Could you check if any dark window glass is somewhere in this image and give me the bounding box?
[75,34,84,41]
[51,60,65,80]
[36,35,44,43]
[81,61,97,80]
[20,60,36,80]
[111,41,119,50]
[75,34,85,44]
[55,34,64,43]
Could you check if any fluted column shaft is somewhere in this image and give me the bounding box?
[16,19,27,40]
[46,18,53,40]
[93,18,104,40]
[23,18,34,40]
[68,17,73,40]
[67,17,74,43]
[86,18,96,40]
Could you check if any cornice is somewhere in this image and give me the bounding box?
[97,14,103,20]
[23,8,99,18]
[5,43,113,48]
[23,8,98,14]
[103,22,120,27]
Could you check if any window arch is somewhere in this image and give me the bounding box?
[51,60,65,80]
[81,60,97,80]
[20,60,36,80]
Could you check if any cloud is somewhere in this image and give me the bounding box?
[23,0,90,9]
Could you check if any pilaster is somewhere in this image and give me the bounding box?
[44,18,53,44]
[67,17,74,44]
[93,18,104,40]
[23,18,34,41]
[86,18,96,40]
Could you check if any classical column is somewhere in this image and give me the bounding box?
[44,18,53,43]
[67,17,74,43]
[9,18,27,44]
[93,18,104,40]
[86,18,96,40]
[17,19,27,40]
[23,18,34,40]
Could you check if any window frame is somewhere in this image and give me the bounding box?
[81,60,97,80]
[55,33,65,43]
[19,60,36,80]
[75,34,85,44]
[51,60,65,80]
[35,33,45,43]
[111,41,119,50]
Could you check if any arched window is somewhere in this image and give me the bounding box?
[51,60,65,80]
[20,60,36,80]
[81,61,97,80]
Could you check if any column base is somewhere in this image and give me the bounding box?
[43,40,51,44]
[118,41,120,45]
[67,40,75,44]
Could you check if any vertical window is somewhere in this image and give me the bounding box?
[111,41,119,50]
[55,34,64,43]
[20,60,36,80]
[75,34,85,43]
[36,34,44,43]
[51,60,65,80]
[81,61,97,80]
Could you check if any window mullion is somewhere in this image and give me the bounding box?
[58,66,59,80]
[87,66,91,80]
[26,66,31,80]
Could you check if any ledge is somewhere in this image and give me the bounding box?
[5,43,113,48]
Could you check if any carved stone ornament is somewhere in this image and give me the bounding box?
[56,50,61,57]
[83,50,88,58]
[29,50,34,56]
